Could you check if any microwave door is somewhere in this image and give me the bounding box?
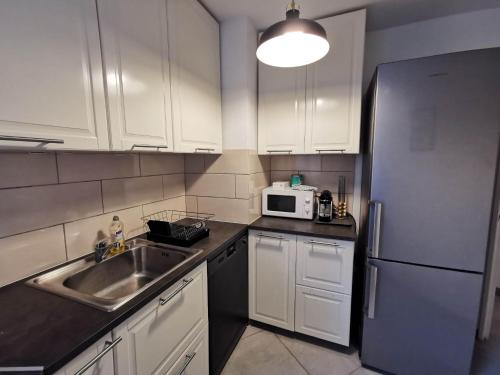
[267,194,296,213]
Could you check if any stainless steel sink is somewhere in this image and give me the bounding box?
[26,239,202,311]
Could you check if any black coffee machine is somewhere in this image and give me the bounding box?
[317,190,334,222]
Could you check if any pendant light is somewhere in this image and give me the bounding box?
[256,1,330,68]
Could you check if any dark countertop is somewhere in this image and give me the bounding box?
[0,220,247,374]
[249,216,357,241]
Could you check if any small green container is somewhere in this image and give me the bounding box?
[290,174,303,187]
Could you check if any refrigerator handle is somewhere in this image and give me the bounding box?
[366,262,378,319]
[367,201,382,258]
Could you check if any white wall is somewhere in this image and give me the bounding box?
[220,16,258,150]
[363,7,500,89]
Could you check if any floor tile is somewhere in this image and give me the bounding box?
[350,367,382,375]
[221,331,307,375]
[278,334,361,375]
[240,325,262,340]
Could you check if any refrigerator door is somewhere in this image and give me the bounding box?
[369,49,500,272]
[361,259,483,375]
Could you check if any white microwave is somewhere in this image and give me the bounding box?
[262,187,315,219]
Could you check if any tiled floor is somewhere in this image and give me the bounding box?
[472,296,500,375]
[221,325,380,375]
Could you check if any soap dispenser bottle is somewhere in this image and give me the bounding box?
[110,216,125,255]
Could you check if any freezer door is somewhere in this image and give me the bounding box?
[361,259,483,375]
[369,49,500,272]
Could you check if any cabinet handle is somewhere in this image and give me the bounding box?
[366,262,378,319]
[74,336,122,375]
[257,233,284,240]
[0,135,64,144]
[195,147,215,152]
[367,201,382,258]
[159,278,193,306]
[131,144,169,150]
[175,352,197,375]
[316,149,346,153]
[267,149,292,154]
[306,240,342,247]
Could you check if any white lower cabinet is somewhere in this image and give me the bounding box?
[165,324,209,375]
[249,230,354,346]
[295,285,351,346]
[248,230,297,331]
[113,262,208,375]
[296,237,354,295]
[54,333,116,375]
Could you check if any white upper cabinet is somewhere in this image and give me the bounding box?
[258,65,307,154]
[98,0,173,152]
[257,9,366,155]
[305,10,365,154]
[0,0,109,150]
[168,0,222,153]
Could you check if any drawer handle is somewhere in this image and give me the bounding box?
[257,233,284,240]
[131,144,169,150]
[267,149,292,154]
[176,352,197,375]
[316,149,346,153]
[74,336,122,375]
[0,135,64,144]
[195,147,215,152]
[159,278,193,306]
[306,240,342,247]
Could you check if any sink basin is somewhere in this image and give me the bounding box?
[26,239,202,311]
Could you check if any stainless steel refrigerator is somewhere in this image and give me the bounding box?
[359,48,500,375]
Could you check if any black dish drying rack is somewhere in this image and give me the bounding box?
[142,209,214,247]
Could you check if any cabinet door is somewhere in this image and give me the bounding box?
[166,324,209,375]
[0,0,108,150]
[258,63,306,154]
[295,285,351,346]
[168,0,222,153]
[98,0,173,152]
[248,230,296,331]
[305,9,365,154]
[296,237,354,295]
[113,263,208,375]
[54,333,116,375]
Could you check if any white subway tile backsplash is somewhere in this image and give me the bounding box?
[142,196,187,217]
[300,171,354,193]
[0,182,102,238]
[249,172,270,197]
[204,150,249,174]
[249,152,270,173]
[102,176,163,212]
[0,152,58,188]
[163,174,185,199]
[321,154,356,172]
[185,154,205,173]
[140,154,184,176]
[271,155,321,171]
[197,197,249,224]
[0,226,66,287]
[57,152,140,183]
[185,196,198,213]
[235,175,250,199]
[185,173,236,198]
[64,206,144,260]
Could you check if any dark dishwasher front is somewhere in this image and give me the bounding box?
[208,234,248,375]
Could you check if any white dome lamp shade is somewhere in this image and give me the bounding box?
[256,1,330,68]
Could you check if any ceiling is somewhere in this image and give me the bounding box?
[201,0,500,31]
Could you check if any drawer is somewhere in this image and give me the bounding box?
[296,236,354,294]
[165,324,209,375]
[295,285,351,346]
[113,262,208,375]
